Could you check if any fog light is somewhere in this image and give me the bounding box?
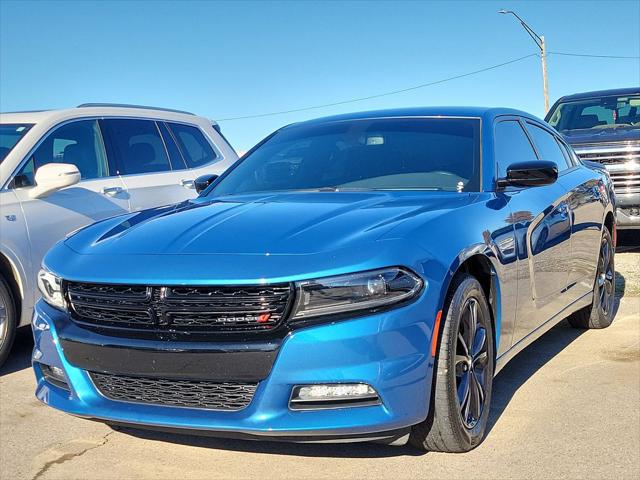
[290,383,380,410]
[40,363,69,390]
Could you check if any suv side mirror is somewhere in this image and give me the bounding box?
[194,174,219,194]
[29,163,81,199]
[497,161,558,189]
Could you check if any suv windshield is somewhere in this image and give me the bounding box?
[0,124,33,162]
[547,94,640,132]
[208,117,481,196]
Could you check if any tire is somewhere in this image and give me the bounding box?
[410,274,495,452]
[0,275,17,368]
[568,228,615,329]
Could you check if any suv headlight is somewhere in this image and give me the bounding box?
[37,268,66,310]
[290,267,423,321]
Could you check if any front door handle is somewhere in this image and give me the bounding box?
[102,186,123,196]
[181,179,195,189]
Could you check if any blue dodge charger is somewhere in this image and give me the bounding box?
[33,107,616,451]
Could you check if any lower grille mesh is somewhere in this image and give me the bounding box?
[90,372,257,410]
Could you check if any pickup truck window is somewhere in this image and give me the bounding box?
[547,94,640,132]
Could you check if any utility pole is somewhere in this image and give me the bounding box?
[499,10,549,112]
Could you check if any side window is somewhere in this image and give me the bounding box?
[555,138,575,168]
[167,123,217,169]
[14,120,108,187]
[158,122,187,170]
[526,122,571,171]
[102,119,172,175]
[494,120,538,179]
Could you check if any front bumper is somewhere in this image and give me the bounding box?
[615,193,640,229]
[32,299,435,440]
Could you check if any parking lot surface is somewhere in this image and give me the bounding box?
[1,248,639,480]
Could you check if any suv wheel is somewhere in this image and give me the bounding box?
[0,275,17,367]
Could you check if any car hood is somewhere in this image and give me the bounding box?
[560,127,640,146]
[65,191,478,256]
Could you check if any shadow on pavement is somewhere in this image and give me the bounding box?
[0,328,33,376]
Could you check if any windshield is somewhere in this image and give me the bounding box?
[0,124,33,163]
[547,94,640,132]
[207,117,481,196]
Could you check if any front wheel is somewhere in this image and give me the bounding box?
[410,274,495,452]
[568,228,615,329]
[0,275,17,367]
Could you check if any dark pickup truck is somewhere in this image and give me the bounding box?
[546,87,640,229]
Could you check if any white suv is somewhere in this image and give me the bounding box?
[0,104,239,364]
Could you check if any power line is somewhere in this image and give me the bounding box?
[549,51,640,59]
[217,53,539,121]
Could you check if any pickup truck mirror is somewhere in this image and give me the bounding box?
[195,174,219,194]
[29,163,81,199]
[497,161,558,189]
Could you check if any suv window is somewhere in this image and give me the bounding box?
[102,119,172,175]
[167,122,217,168]
[525,122,571,171]
[494,120,538,179]
[14,120,109,187]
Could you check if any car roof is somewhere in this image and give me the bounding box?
[0,104,217,125]
[554,87,640,103]
[290,106,543,127]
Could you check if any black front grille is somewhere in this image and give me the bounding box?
[90,371,257,410]
[66,282,293,335]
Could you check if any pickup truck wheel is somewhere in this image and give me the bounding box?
[568,228,615,329]
[0,275,17,367]
[409,274,495,452]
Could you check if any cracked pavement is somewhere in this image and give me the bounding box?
[1,247,638,480]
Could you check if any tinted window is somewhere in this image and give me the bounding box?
[494,120,537,179]
[14,120,108,187]
[158,122,187,169]
[556,138,575,168]
[208,118,481,196]
[0,124,33,163]
[526,123,570,171]
[102,119,172,175]
[168,123,217,168]
[547,94,640,132]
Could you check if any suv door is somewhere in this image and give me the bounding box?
[101,119,202,211]
[494,118,572,346]
[10,118,130,307]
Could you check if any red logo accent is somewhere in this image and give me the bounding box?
[258,313,271,323]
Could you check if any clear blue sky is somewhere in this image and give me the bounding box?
[1,0,639,151]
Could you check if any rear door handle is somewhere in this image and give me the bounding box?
[181,179,195,189]
[102,186,123,196]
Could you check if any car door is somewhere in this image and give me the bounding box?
[10,118,130,306]
[554,137,605,301]
[100,118,200,212]
[494,118,572,345]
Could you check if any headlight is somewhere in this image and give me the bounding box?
[37,268,66,310]
[290,267,423,321]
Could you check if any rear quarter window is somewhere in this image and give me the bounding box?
[167,123,218,169]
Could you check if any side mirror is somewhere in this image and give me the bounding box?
[29,163,81,199]
[497,161,558,189]
[194,174,219,194]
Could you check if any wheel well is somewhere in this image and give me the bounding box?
[604,211,614,236]
[454,254,498,350]
[0,254,21,319]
